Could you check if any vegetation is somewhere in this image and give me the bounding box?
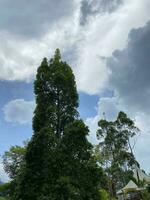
[2,49,148,199]
[3,144,26,179]
[2,49,105,200]
[96,111,140,197]
[0,182,10,199]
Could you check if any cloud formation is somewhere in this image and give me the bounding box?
[3,99,35,124]
[75,0,150,94]
[0,0,80,81]
[108,22,150,114]
[80,0,122,25]
[0,0,150,94]
[86,97,120,143]
[0,0,75,38]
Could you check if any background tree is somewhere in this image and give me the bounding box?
[3,144,26,179]
[96,111,140,197]
[0,182,10,199]
[59,120,104,200]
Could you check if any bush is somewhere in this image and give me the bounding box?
[141,189,150,200]
[0,197,7,200]
[0,183,10,198]
[99,189,109,200]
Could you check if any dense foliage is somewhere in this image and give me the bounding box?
[2,50,145,199]
[5,49,103,200]
[33,49,78,136]
[96,111,140,197]
[3,145,26,179]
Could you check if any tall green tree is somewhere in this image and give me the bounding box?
[13,49,102,200]
[33,49,78,137]
[96,111,140,196]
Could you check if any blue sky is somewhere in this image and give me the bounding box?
[0,82,33,164]
[0,83,99,155]
[1,0,150,181]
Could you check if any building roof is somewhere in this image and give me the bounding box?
[117,180,138,195]
[123,180,138,190]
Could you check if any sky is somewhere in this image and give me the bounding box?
[0,0,150,182]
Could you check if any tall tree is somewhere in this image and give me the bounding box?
[96,111,140,196]
[33,49,78,137]
[13,49,102,200]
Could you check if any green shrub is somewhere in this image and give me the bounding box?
[99,189,109,200]
[0,197,7,200]
[141,189,150,200]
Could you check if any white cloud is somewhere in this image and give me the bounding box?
[85,97,120,143]
[0,0,81,82]
[107,22,150,114]
[0,0,150,95]
[75,0,150,94]
[0,0,75,38]
[0,18,80,81]
[3,99,35,124]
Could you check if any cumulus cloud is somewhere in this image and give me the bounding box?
[80,0,122,25]
[0,0,81,81]
[86,97,120,143]
[0,13,81,81]
[0,0,150,94]
[107,22,150,114]
[0,0,75,39]
[3,99,35,124]
[75,0,150,94]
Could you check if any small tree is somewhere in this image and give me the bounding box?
[3,144,26,179]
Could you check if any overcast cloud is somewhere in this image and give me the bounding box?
[0,0,75,39]
[80,0,123,25]
[108,22,150,114]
